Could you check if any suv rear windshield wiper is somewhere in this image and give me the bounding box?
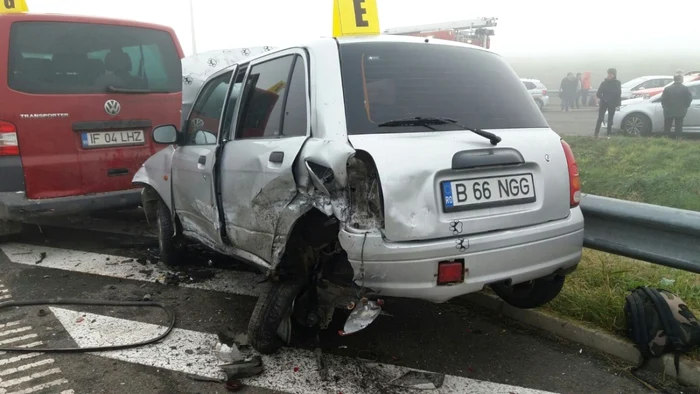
[107,86,170,94]
[377,116,502,146]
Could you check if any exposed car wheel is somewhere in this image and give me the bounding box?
[0,220,22,238]
[156,199,184,267]
[248,279,306,354]
[622,113,651,136]
[535,99,544,111]
[490,274,566,309]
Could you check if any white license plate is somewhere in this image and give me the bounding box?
[441,173,536,212]
[81,130,145,148]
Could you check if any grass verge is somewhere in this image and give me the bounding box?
[545,136,700,360]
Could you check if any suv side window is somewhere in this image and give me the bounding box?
[236,55,295,139]
[523,81,536,90]
[184,71,232,145]
[221,66,248,140]
[281,56,308,137]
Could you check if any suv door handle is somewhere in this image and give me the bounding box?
[198,155,206,165]
[269,151,284,163]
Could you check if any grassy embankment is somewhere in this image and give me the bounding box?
[543,136,700,358]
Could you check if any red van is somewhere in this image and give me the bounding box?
[0,13,184,235]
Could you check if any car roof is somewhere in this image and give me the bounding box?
[0,12,174,31]
[520,78,541,83]
[204,35,497,80]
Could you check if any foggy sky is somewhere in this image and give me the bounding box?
[27,0,700,57]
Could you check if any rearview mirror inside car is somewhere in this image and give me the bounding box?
[153,125,178,144]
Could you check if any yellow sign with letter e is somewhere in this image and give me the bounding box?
[1,0,29,14]
[332,0,380,37]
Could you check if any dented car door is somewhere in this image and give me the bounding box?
[218,50,310,263]
[171,69,234,245]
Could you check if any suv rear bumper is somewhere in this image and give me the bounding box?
[338,207,584,303]
[0,189,142,221]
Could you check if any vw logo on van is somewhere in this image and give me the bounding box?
[104,100,121,116]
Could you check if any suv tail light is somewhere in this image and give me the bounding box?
[0,121,19,156]
[542,89,547,96]
[561,139,580,208]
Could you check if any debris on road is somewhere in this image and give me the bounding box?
[216,342,243,363]
[389,370,445,390]
[220,355,264,380]
[35,251,47,264]
[341,298,383,336]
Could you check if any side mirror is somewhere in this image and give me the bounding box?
[153,125,178,144]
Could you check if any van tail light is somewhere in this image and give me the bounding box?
[0,121,20,156]
[542,89,547,96]
[560,140,580,208]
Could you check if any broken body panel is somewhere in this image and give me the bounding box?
[135,35,583,318]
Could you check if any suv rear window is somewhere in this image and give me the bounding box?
[338,42,548,135]
[8,21,181,94]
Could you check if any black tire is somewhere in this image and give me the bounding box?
[248,279,305,355]
[535,99,544,111]
[621,113,652,136]
[490,275,566,309]
[156,199,183,267]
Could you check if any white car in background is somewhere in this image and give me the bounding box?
[620,75,674,100]
[605,80,700,135]
[521,78,549,110]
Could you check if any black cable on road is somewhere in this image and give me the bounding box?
[0,298,176,353]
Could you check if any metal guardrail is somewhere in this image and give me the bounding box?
[579,194,700,274]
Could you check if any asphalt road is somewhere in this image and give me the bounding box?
[543,105,599,137]
[0,206,689,394]
[0,114,679,394]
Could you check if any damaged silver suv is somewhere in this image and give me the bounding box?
[134,35,585,355]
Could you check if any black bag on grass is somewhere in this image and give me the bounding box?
[624,286,700,375]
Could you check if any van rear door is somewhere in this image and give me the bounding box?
[3,16,183,199]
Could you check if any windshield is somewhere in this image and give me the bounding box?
[338,42,548,135]
[8,21,181,95]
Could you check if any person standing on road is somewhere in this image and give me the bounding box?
[581,72,591,106]
[594,68,622,138]
[560,73,577,112]
[575,73,583,108]
[660,73,693,138]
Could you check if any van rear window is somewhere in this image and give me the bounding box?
[8,21,181,94]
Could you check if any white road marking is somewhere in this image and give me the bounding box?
[0,296,11,301]
[0,328,31,338]
[52,307,557,394]
[0,290,7,294]
[0,335,37,347]
[1,243,266,297]
[0,367,61,387]
[2,378,69,394]
[0,342,43,357]
[59,390,75,394]
[0,359,54,376]
[0,285,72,393]
[0,354,42,367]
